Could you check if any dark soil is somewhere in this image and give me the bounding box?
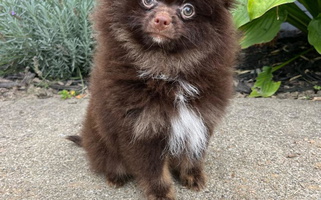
[1,30,321,101]
[235,30,321,100]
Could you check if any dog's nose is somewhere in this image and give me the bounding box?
[153,13,172,31]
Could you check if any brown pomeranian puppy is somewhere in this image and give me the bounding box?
[67,0,238,199]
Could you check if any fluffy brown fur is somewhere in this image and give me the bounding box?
[68,0,238,199]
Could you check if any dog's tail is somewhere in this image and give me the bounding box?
[66,135,82,147]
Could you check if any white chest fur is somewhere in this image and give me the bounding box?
[169,81,207,160]
[137,72,207,159]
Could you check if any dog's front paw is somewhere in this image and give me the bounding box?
[147,194,175,200]
[180,173,206,191]
[106,174,132,188]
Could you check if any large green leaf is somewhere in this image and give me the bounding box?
[248,0,296,20]
[249,66,281,98]
[298,0,321,18]
[308,15,321,54]
[239,8,287,49]
[282,3,311,33]
[231,0,250,28]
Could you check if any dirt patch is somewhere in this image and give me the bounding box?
[0,70,88,101]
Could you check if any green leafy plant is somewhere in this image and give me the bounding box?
[58,90,78,100]
[314,85,321,91]
[232,0,321,97]
[0,0,95,80]
[250,67,281,98]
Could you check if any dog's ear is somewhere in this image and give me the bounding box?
[223,0,236,9]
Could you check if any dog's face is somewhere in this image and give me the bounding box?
[109,0,234,52]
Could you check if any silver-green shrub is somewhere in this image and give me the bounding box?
[0,0,95,79]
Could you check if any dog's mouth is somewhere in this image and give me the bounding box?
[148,32,172,43]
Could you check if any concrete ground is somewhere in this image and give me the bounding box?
[1,97,320,200]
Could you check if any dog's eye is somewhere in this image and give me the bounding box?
[181,3,195,19]
[142,0,157,9]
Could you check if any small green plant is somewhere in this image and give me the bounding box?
[232,0,321,97]
[58,90,78,100]
[314,85,321,91]
[249,67,281,98]
[0,0,95,80]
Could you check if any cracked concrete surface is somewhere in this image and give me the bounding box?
[1,98,320,199]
